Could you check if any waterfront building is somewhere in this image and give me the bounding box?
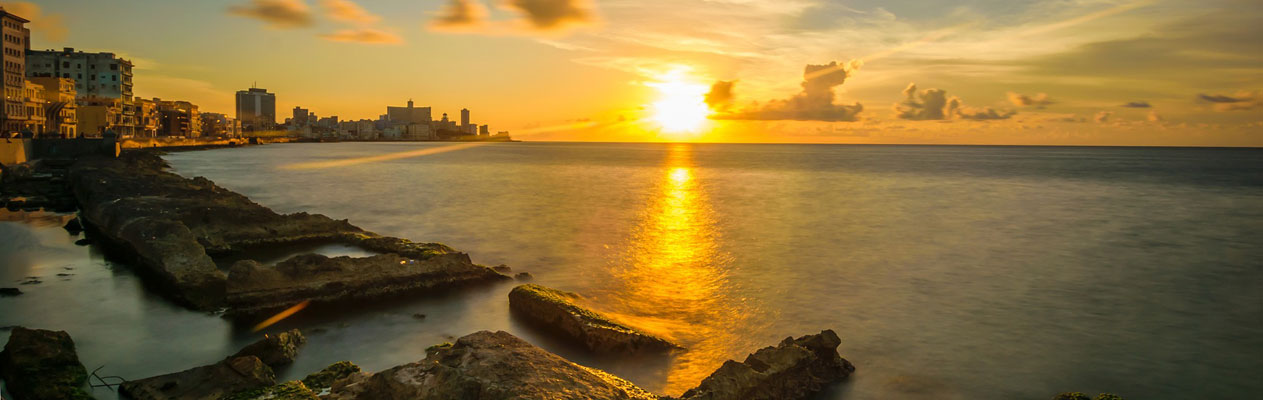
[28,77,75,137]
[155,99,200,137]
[235,87,275,131]
[77,97,132,137]
[292,106,309,126]
[479,124,489,136]
[0,7,29,134]
[133,98,159,137]
[25,48,134,101]
[200,112,239,137]
[460,108,470,127]
[387,99,431,125]
[21,79,44,133]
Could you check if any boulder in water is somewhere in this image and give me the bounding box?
[679,329,855,400]
[0,327,93,400]
[231,329,306,368]
[508,284,679,353]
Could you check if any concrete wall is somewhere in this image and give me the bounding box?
[0,138,120,165]
[0,139,32,165]
[120,136,295,150]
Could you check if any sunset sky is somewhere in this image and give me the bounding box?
[11,0,1263,145]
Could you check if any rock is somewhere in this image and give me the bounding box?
[508,284,679,353]
[19,278,41,285]
[301,361,361,391]
[412,313,427,320]
[223,381,319,400]
[679,330,854,400]
[0,287,20,296]
[119,356,275,400]
[492,264,512,273]
[514,272,534,281]
[226,253,508,316]
[63,217,83,234]
[232,329,306,368]
[73,238,92,246]
[68,152,508,313]
[324,331,661,400]
[0,327,94,400]
[1053,392,1126,400]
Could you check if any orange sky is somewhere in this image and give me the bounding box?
[9,0,1263,146]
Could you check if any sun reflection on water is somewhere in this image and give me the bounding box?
[598,144,752,394]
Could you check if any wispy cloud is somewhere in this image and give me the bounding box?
[1199,90,1261,111]
[429,0,488,30]
[321,0,379,25]
[319,28,403,44]
[1007,92,1054,108]
[1121,101,1151,108]
[1,1,68,42]
[228,0,314,28]
[506,0,594,30]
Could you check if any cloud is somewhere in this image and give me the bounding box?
[1121,101,1151,108]
[505,0,593,30]
[897,83,1015,121]
[430,0,487,28]
[1,2,68,42]
[319,28,402,44]
[1147,110,1163,122]
[712,61,864,122]
[321,0,379,25]
[895,83,949,120]
[228,0,313,28]
[704,81,736,111]
[1094,111,1113,123]
[1198,90,1261,111]
[1007,92,1054,107]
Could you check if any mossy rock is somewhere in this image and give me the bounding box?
[1095,394,1125,400]
[223,380,318,400]
[1054,392,1125,400]
[0,327,94,400]
[300,361,361,390]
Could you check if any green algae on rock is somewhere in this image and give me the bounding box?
[223,381,320,400]
[301,361,362,391]
[0,327,93,400]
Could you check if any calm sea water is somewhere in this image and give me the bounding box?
[2,142,1261,399]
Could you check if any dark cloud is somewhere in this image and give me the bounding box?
[507,0,592,30]
[895,83,948,120]
[704,81,736,111]
[1007,92,1053,108]
[1,2,68,42]
[1198,90,1261,111]
[228,0,314,28]
[431,0,485,27]
[1121,101,1151,108]
[895,83,1014,121]
[712,61,864,122]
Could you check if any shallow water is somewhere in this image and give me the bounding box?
[3,142,1262,399]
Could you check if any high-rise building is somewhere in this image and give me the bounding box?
[292,106,309,126]
[386,99,431,125]
[460,108,470,127]
[235,87,275,131]
[25,48,134,101]
[0,7,30,134]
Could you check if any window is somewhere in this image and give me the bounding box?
[62,61,68,68]
[112,75,116,81]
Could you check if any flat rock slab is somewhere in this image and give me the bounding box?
[509,284,679,353]
[0,327,93,400]
[119,355,275,400]
[227,253,508,316]
[680,329,855,400]
[326,330,662,400]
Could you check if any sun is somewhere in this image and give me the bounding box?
[646,69,712,134]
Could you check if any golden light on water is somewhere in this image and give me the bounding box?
[646,68,712,136]
[597,144,752,394]
[251,300,310,332]
[278,142,488,170]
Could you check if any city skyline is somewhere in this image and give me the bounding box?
[9,0,1262,146]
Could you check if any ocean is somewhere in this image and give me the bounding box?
[3,142,1261,399]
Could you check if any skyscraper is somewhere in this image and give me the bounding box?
[235,87,275,132]
[460,108,470,127]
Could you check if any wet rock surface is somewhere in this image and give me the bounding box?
[231,329,306,367]
[679,329,855,400]
[67,151,507,312]
[301,361,361,392]
[119,355,276,400]
[0,287,20,296]
[509,284,680,353]
[223,381,320,400]
[325,330,662,400]
[227,252,508,316]
[0,327,93,400]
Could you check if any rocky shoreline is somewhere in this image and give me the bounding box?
[0,147,860,399]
